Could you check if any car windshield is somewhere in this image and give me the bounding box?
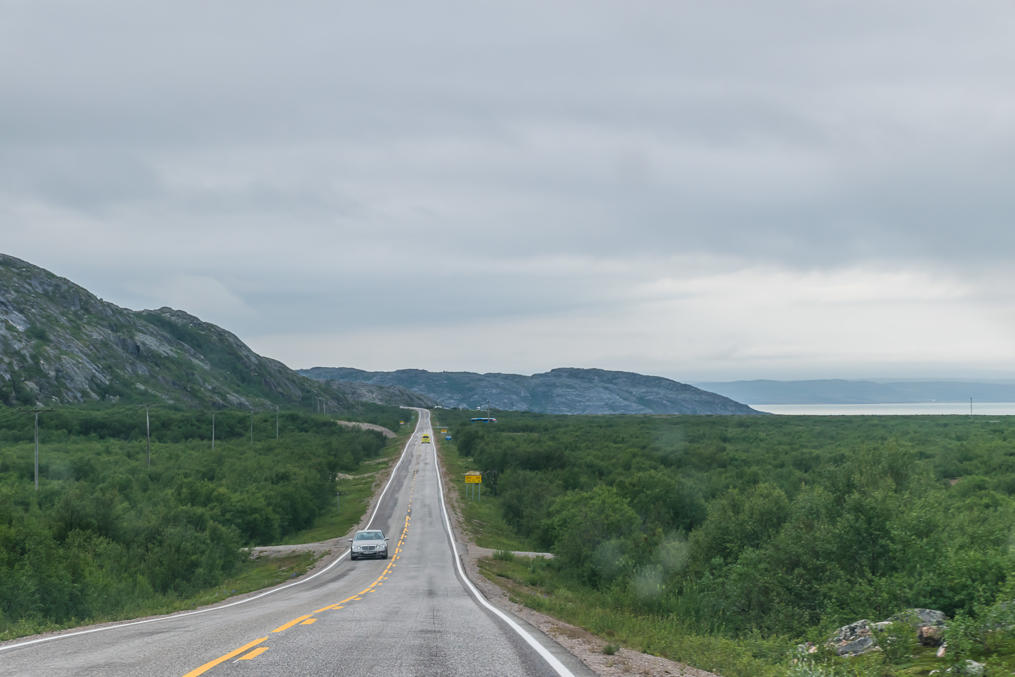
[355,531,382,541]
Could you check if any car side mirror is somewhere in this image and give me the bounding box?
[385,537,390,541]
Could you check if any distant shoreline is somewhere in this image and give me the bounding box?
[752,402,1015,416]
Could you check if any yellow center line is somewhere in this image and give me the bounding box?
[182,498,416,676]
[182,636,268,677]
[272,615,312,633]
[237,646,269,661]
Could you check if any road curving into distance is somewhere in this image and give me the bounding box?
[0,409,592,677]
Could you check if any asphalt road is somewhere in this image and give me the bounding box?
[0,410,593,677]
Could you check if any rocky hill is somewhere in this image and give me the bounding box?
[327,380,436,408]
[300,366,760,415]
[0,253,416,410]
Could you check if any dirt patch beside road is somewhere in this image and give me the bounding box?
[334,420,397,438]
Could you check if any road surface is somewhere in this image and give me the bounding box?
[0,410,592,677]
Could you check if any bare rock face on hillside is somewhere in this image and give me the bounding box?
[301,366,761,416]
[0,253,344,409]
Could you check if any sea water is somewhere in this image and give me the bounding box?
[752,402,1015,416]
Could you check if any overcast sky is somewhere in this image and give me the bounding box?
[4,1,1015,381]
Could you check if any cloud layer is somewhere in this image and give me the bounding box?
[4,2,1014,379]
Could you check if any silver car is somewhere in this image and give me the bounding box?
[350,529,389,560]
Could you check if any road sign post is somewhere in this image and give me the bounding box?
[465,471,482,500]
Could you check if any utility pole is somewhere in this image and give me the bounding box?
[34,409,40,491]
[146,405,151,468]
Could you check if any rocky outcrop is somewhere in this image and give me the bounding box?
[829,619,878,656]
[300,366,761,416]
[902,608,949,647]
[930,660,986,676]
[326,379,436,408]
[0,253,349,410]
[826,609,949,657]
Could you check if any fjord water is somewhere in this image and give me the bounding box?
[753,402,1015,415]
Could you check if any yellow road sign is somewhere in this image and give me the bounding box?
[464,472,482,484]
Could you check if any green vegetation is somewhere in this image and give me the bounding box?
[438,432,534,552]
[435,410,1015,676]
[0,404,410,640]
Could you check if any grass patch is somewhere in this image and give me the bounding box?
[478,557,786,677]
[187,552,319,607]
[432,426,535,552]
[481,556,1015,676]
[0,552,319,642]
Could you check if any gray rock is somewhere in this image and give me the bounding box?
[0,253,358,410]
[884,608,949,647]
[829,619,879,656]
[945,660,985,676]
[893,608,948,626]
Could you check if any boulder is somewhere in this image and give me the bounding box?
[896,608,948,626]
[952,660,985,676]
[829,619,878,656]
[929,659,985,675]
[826,609,949,656]
[918,624,945,647]
[890,608,948,646]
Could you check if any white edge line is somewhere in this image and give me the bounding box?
[428,411,576,677]
[0,411,425,654]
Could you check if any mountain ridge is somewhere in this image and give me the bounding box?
[0,253,425,410]
[301,366,760,415]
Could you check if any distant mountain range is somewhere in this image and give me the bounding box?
[696,379,1015,404]
[300,367,760,415]
[0,253,428,410]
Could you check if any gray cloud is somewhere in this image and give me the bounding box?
[4,1,1015,378]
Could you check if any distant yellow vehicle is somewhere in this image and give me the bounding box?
[421,434,431,444]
